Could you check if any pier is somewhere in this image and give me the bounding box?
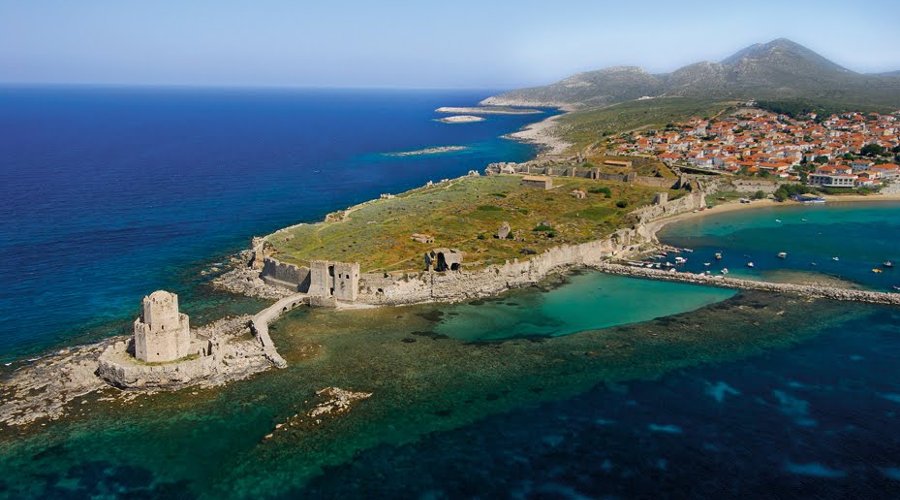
[593,262,900,307]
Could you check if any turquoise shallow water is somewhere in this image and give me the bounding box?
[435,272,735,341]
[659,201,900,290]
[1,204,899,498]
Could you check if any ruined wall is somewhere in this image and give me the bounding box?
[260,258,310,292]
[332,262,360,301]
[631,192,706,223]
[634,176,676,189]
[98,342,218,389]
[356,192,705,306]
[308,260,331,297]
[729,179,781,194]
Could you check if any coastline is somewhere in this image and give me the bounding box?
[505,112,573,157]
[645,193,900,237]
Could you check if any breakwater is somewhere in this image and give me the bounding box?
[593,262,900,306]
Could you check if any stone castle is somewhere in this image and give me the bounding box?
[133,290,192,363]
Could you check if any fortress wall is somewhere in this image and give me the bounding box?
[730,179,781,194]
[97,344,219,389]
[261,258,310,292]
[356,192,704,306]
[634,176,677,189]
[356,223,654,306]
[631,191,706,223]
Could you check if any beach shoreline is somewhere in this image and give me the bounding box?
[504,112,573,157]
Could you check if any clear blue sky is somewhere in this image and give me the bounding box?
[2,0,899,89]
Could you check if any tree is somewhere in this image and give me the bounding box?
[860,143,886,157]
[814,155,829,164]
[893,145,900,154]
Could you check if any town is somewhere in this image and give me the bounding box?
[608,106,900,191]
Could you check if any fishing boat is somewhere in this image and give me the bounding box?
[747,262,755,268]
[873,268,883,274]
[884,261,894,268]
[777,252,787,259]
[714,252,723,260]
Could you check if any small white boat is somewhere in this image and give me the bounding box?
[682,248,694,253]
[775,219,782,223]
[704,262,711,267]
[833,257,840,261]
[884,261,894,268]
[720,268,729,275]
[715,252,723,260]
[747,262,755,268]
[873,268,883,274]
[777,252,787,259]
[801,218,808,222]
[893,285,900,291]
[675,256,687,264]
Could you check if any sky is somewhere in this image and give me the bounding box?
[2,0,899,89]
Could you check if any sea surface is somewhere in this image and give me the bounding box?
[0,86,546,359]
[1,87,900,498]
[658,202,900,291]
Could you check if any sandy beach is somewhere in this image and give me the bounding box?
[506,113,573,156]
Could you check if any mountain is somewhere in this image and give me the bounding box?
[484,39,900,110]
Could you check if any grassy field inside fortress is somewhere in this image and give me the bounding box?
[267,175,673,273]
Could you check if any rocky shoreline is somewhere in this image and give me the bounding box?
[0,315,278,428]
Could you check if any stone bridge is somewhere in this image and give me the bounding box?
[249,293,311,368]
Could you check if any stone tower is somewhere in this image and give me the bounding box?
[133,290,191,363]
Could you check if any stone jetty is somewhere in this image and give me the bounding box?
[593,262,900,307]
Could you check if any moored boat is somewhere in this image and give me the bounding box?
[777,252,787,259]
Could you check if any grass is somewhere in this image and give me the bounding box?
[267,175,675,273]
[558,97,737,151]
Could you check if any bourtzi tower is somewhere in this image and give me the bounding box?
[132,290,191,362]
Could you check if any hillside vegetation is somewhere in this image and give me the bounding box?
[485,39,900,112]
[557,98,736,151]
[268,175,671,273]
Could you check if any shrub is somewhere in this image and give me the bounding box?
[532,224,553,232]
[588,186,612,197]
[752,190,766,200]
[615,200,628,208]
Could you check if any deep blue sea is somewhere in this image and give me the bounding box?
[0,86,544,359]
[2,87,900,498]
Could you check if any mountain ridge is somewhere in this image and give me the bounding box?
[484,39,900,110]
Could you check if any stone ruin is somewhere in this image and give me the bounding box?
[133,290,194,363]
[425,248,464,272]
[496,222,511,239]
[309,260,360,302]
[97,290,221,389]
